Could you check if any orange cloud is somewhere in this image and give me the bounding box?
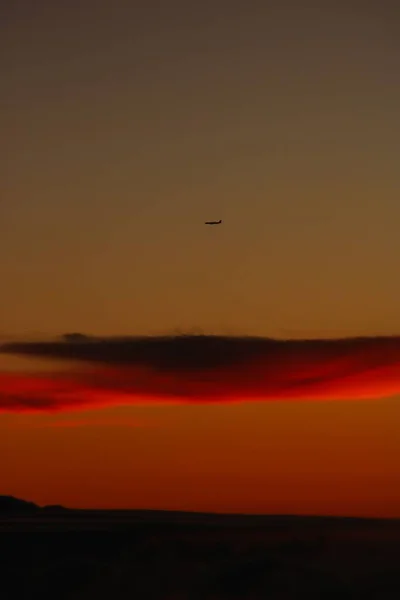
[1,334,400,412]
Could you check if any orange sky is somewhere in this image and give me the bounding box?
[1,335,400,517]
[1,0,400,516]
[1,397,399,517]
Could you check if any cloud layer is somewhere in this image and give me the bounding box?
[1,334,400,412]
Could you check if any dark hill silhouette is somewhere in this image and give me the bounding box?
[0,496,70,516]
[42,504,69,514]
[0,495,40,515]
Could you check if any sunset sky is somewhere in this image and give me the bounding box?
[1,0,400,517]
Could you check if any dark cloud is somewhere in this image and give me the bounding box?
[3,334,398,370]
[1,334,400,412]
[2,334,277,369]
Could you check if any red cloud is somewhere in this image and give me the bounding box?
[1,335,400,412]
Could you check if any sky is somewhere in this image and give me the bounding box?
[1,0,400,516]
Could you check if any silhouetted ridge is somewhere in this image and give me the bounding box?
[0,496,40,514]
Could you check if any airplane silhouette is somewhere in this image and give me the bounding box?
[204,219,222,225]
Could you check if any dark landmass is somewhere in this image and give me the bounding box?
[1,497,399,599]
[0,495,41,515]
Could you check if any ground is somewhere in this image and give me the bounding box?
[1,511,399,599]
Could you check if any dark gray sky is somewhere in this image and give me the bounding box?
[2,0,400,337]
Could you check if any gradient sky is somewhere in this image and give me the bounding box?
[1,0,400,516]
